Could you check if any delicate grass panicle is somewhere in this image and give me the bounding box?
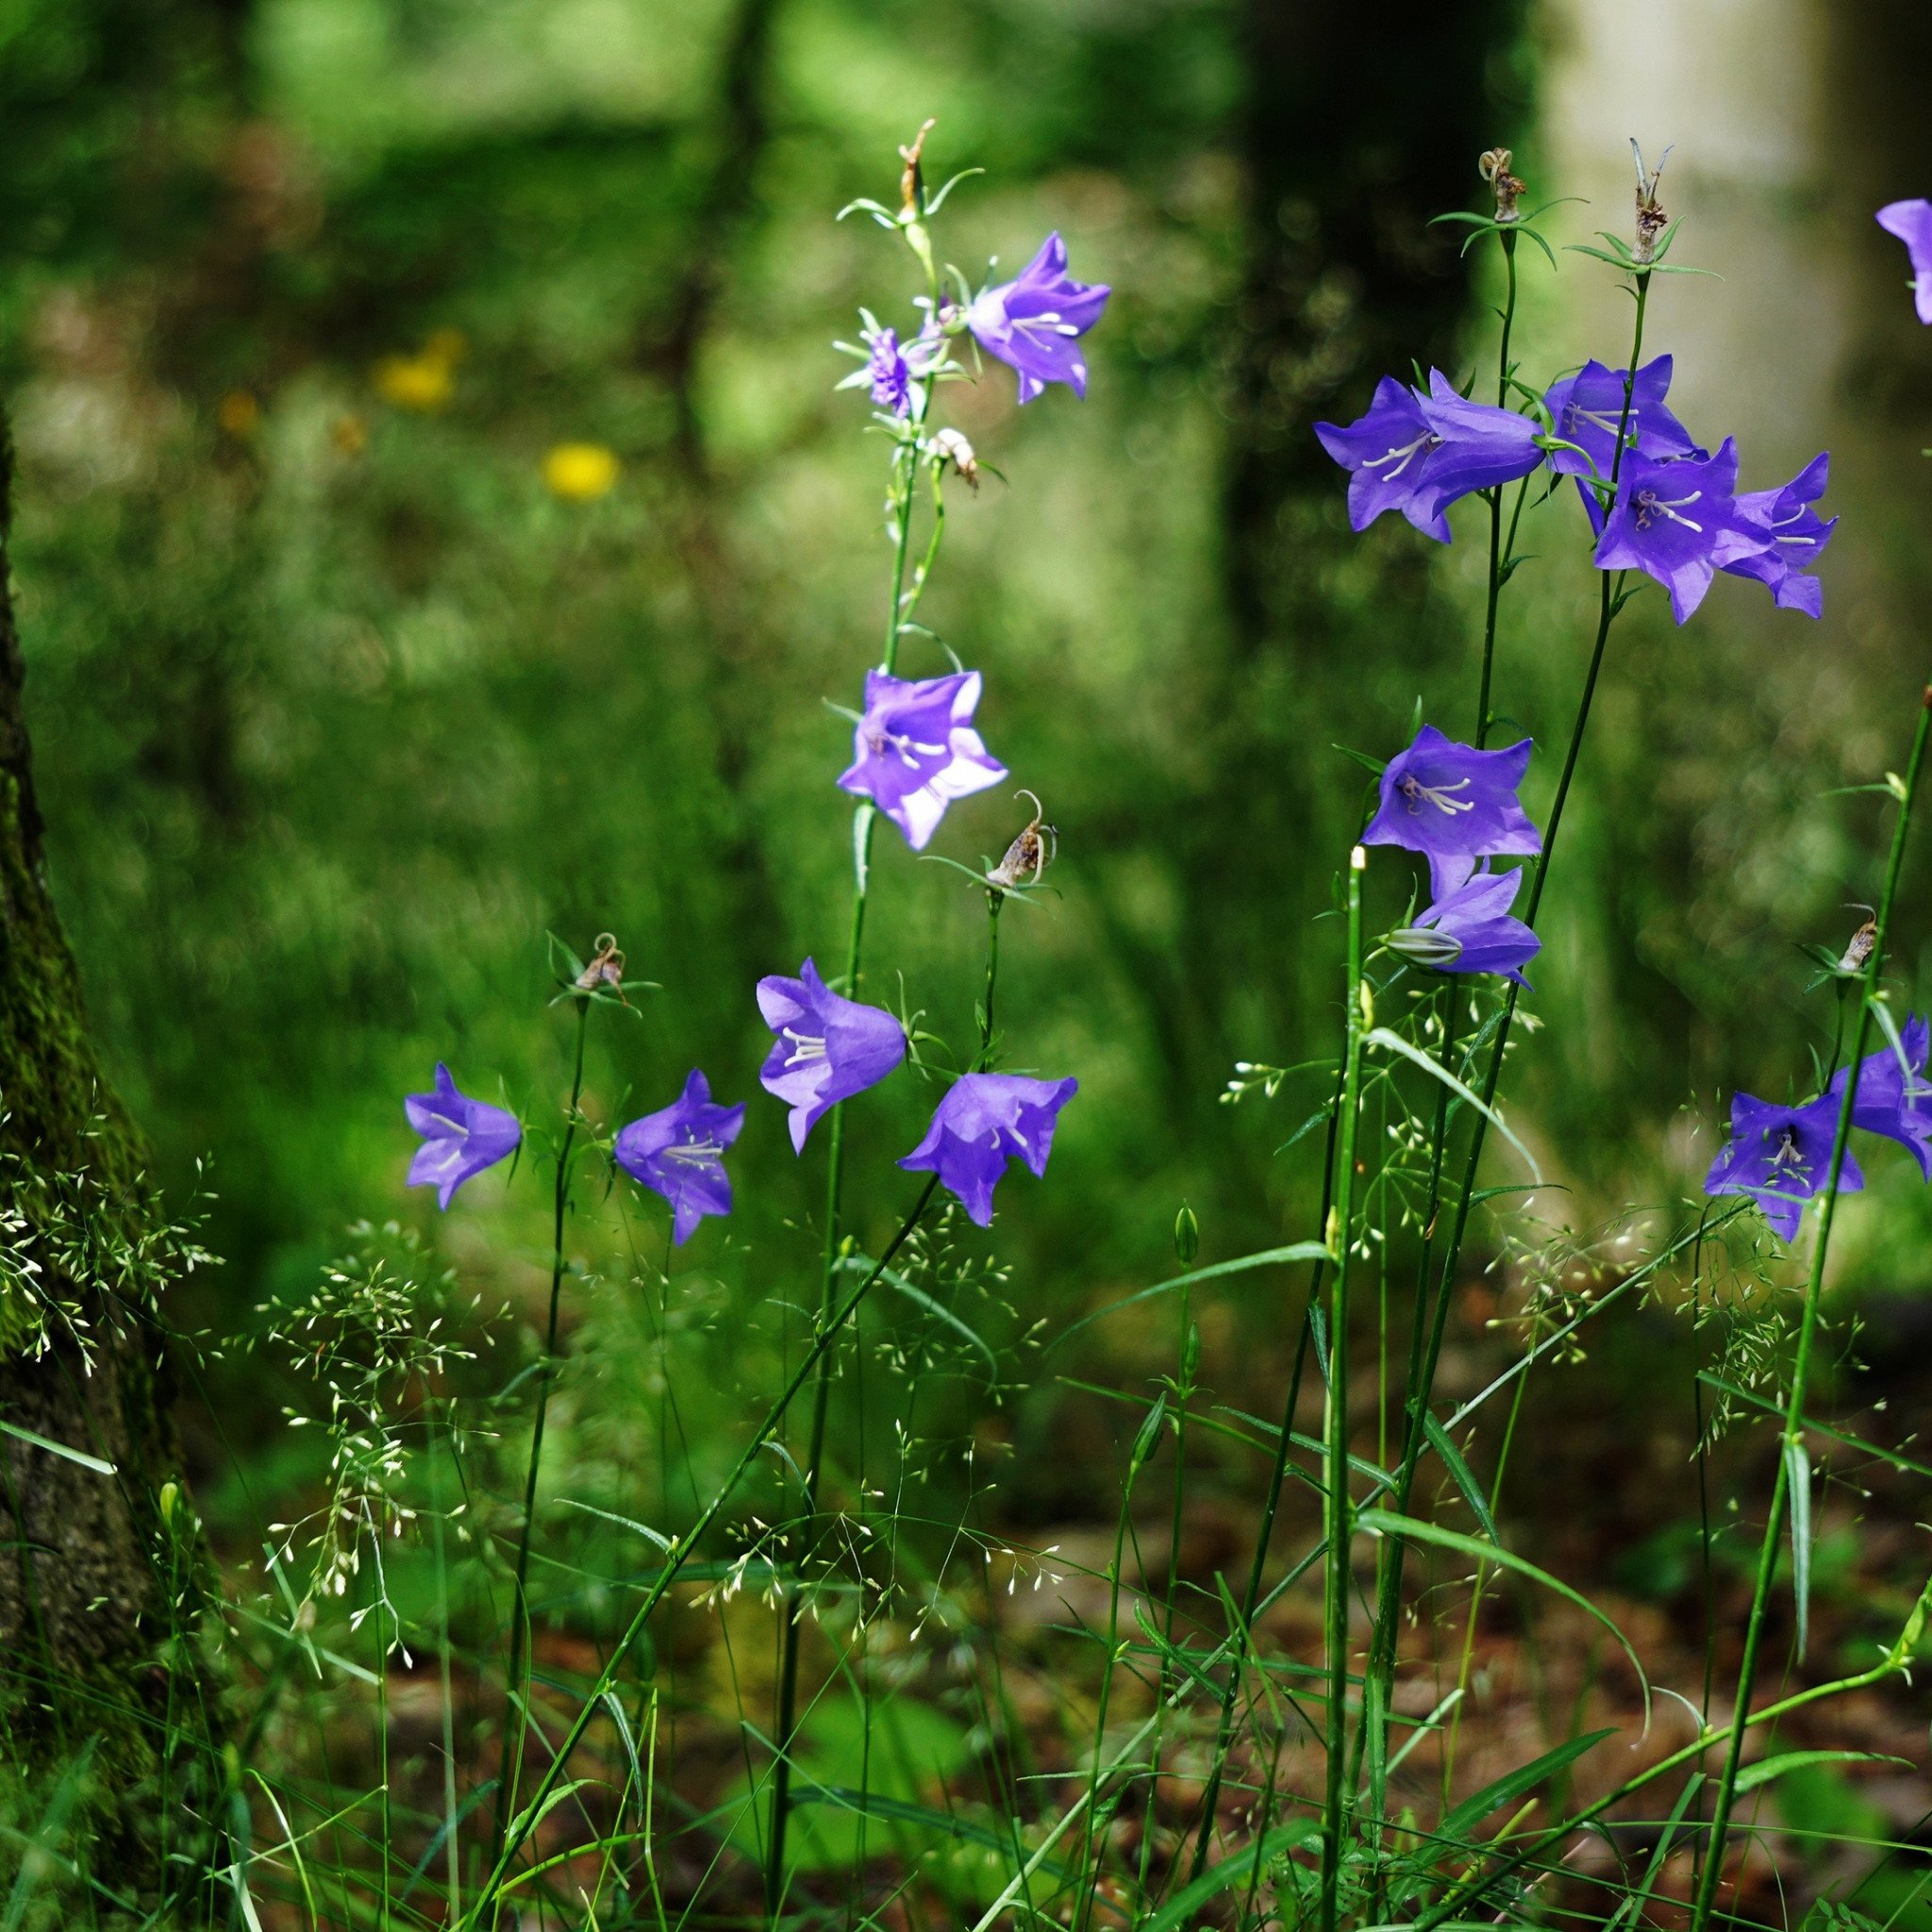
[13,125,1932,1932]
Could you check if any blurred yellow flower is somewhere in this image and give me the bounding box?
[374,350,454,411]
[542,442,620,501]
[217,390,259,437]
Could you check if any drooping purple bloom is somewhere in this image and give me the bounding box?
[1704,1090,1863,1242]
[897,1073,1077,1227]
[838,668,1007,852]
[405,1064,522,1209]
[1876,199,1932,325]
[1827,1015,1932,1177]
[614,1069,746,1246]
[1724,453,1836,619]
[863,325,915,415]
[1592,438,1773,624]
[1361,724,1542,900]
[1314,371,1545,543]
[1542,356,1704,534]
[963,233,1109,404]
[757,958,908,1153]
[1386,866,1540,988]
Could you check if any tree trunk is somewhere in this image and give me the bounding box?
[0,411,220,1911]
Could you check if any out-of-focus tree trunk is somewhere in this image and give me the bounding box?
[0,413,219,1905]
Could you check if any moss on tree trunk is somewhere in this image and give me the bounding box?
[0,410,223,1914]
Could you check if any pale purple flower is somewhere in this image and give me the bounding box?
[1704,1090,1862,1242]
[757,958,908,1153]
[1314,371,1545,542]
[1725,453,1836,619]
[1386,866,1540,987]
[864,325,915,415]
[838,668,1007,851]
[1542,356,1704,533]
[1827,1015,1932,1177]
[405,1064,521,1209]
[615,1069,746,1245]
[963,233,1109,404]
[1361,724,1542,899]
[1876,199,1932,325]
[898,1073,1077,1227]
[1592,438,1772,624]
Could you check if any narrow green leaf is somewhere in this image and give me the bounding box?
[1137,1820,1322,1932]
[1786,1437,1812,1660]
[1436,1728,1617,1842]
[1363,1028,1541,1185]
[1356,1509,1648,1721]
[841,1256,1000,1378]
[1421,1412,1498,1543]
[1049,1243,1331,1352]
[0,1416,115,1477]
[1734,1748,1908,1796]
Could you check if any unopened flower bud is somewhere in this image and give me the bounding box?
[1478,148,1524,224]
[1631,138,1671,266]
[987,791,1057,889]
[933,426,979,490]
[1385,924,1465,969]
[1174,1203,1199,1265]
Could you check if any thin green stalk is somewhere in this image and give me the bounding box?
[765,345,943,1918]
[493,993,590,1868]
[430,1412,462,1925]
[1475,227,1519,744]
[1319,844,1371,1932]
[1689,683,1932,1932]
[1359,267,1654,1774]
[466,1175,942,1924]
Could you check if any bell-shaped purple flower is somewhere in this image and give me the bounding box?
[838,668,1007,852]
[1314,371,1545,543]
[1386,866,1540,988]
[615,1069,747,1246]
[406,1063,522,1209]
[757,958,908,1153]
[1592,438,1773,625]
[1704,1090,1863,1242]
[1827,1015,1932,1177]
[898,1073,1077,1227]
[964,233,1109,404]
[1542,356,1704,534]
[1877,199,1932,325]
[1724,453,1836,619]
[1361,724,1542,900]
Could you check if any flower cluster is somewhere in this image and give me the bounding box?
[1316,354,1836,625]
[1705,1019,1932,1240]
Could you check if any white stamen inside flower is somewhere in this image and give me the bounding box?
[1398,774,1474,817]
[661,1137,724,1167]
[1364,432,1442,480]
[1633,487,1704,534]
[782,1028,827,1069]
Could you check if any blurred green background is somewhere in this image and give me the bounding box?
[7,0,1932,1530]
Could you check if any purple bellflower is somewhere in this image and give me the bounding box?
[1314,371,1545,542]
[1827,1015,1932,1176]
[838,668,1007,851]
[1386,866,1540,987]
[841,315,942,418]
[1877,200,1932,325]
[1724,453,1836,619]
[1704,1090,1863,1242]
[614,1069,746,1246]
[757,958,908,1153]
[898,1073,1077,1227]
[1361,724,1542,899]
[964,233,1109,404]
[406,1063,521,1209]
[1592,438,1772,624]
[1542,356,1704,534]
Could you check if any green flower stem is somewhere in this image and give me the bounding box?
[491,992,590,1870]
[767,322,950,1908]
[1475,226,1519,745]
[1357,266,1654,1783]
[1689,681,1932,1932]
[466,1175,943,1925]
[1319,844,1371,1932]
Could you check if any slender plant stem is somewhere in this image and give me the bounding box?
[1689,682,1932,1932]
[492,994,590,1869]
[1475,228,1519,745]
[1319,845,1371,1932]
[468,1176,941,1924]
[1358,267,1654,1771]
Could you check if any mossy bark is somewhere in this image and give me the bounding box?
[0,411,221,1914]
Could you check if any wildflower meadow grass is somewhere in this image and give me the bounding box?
[8,121,1932,1932]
